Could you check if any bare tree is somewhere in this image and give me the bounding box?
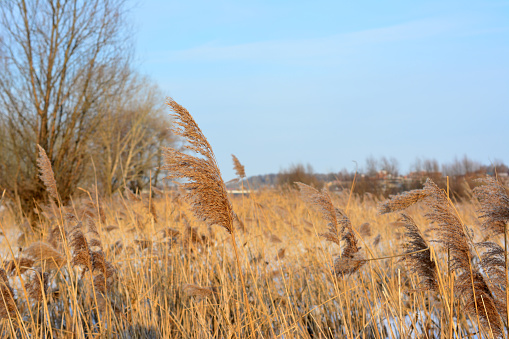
[278,163,322,189]
[365,155,378,177]
[0,0,131,209]
[380,156,399,177]
[423,158,440,173]
[412,157,440,174]
[89,75,174,196]
[442,155,481,177]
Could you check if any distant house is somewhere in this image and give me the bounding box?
[407,171,442,179]
[227,189,252,196]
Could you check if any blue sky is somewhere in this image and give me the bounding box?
[133,0,509,180]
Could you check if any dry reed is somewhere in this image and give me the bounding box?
[36,144,59,201]
[232,154,246,178]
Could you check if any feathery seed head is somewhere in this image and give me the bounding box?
[398,214,438,291]
[163,98,235,233]
[36,144,59,201]
[232,154,246,178]
[473,177,509,237]
[0,268,16,320]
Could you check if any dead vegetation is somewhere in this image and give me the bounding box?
[0,100,507,338]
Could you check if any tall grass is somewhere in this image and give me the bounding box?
[0,101,507,338]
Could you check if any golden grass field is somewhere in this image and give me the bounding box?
[0,99,507,338]
[0,184,503,338]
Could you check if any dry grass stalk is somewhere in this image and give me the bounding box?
[163,98,235,234]
[125,188,158,222]
[36,144,59,201]
[398,214,438,291]
[232,154,246,178]
[301,218,314,228]
[151,186,164,196]
[148,199,158,223]
[110,240,124,255]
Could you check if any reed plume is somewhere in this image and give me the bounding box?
[163,98,234,234]
[46,225,65,250]
[378,187,429,214]
[22,241,65,271]
[105,225,119,232]
[275,248,286,260]
[379,179,471,272]
[0,268,16,320]
[473,177,509,237]
[234,213,246,233]
[382,178,504,335]
[93,261,116,295]
[124,188,158,223]
[159,227,180,239]
[398,214,438,291]
[232,154,246,178]
[296,182,364,275]
[423,180,501,324]
[68,221,91,270]
[473,177,509,328]
[82,197,106,224]
[124,188,140,202]
[36,144,59,201]
[182,284,217,300]
[373,234,382,247]
[25,270,49,302]
[423,179,471,272]
[477,242,507,308]
[162,98,255,335]
[334,254,366,276]
[358,222,372,238]
[5,257,35,275]
[295,182,341,245]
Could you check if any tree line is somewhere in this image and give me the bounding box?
[274,156,508,199]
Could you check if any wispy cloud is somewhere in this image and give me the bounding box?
[149,17,461,63]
